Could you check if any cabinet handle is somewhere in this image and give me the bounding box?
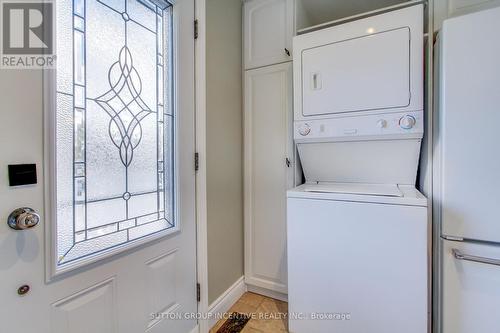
[284,48,290,56]
[452,249,500,267]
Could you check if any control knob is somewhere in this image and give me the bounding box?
[298,124,311,136]
[399,115,416,130]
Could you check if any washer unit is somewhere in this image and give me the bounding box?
[287,184,428,333]
[287,5,427,333]
[287,112,428,333]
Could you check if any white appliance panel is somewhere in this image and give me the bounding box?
[293,5,423,122]
[442,240,500,333]
[438,7,500,242]
[297,139,421,184]
[294,111,423,142]
[302,27,410,116]
[287,196,428,333]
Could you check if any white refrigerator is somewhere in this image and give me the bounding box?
[436,6,500,333]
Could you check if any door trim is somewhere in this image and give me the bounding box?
[194,0,210,332]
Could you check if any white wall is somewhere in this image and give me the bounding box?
[206,0,244,304]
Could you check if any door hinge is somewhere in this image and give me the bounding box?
[286,158,291,168]
[196,283,201,302]
[194,19,199,40]
[195,152,199,171]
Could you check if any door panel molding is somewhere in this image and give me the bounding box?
[50,277,117,333]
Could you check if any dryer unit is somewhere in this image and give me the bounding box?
[293,4,423,121]
[292,5,424,186]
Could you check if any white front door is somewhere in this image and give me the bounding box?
[0,0,197,332]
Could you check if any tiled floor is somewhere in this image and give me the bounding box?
[210,292,288,333]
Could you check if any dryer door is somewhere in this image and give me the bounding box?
[301,27,411,117]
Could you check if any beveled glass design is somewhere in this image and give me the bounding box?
[55,0,174,267]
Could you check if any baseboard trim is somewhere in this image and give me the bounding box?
[207,276,246,330]
[246,284,288,302]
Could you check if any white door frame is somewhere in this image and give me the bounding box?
[194,0,210,332]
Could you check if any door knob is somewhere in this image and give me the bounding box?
[7,207,40,230]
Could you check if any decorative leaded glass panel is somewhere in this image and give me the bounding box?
[55,0,174,268]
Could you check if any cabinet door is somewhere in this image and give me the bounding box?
[244,0,294,69]
[244,62,293,294]
[442,240,500,333]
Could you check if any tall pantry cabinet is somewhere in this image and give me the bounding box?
[243,0,294,297]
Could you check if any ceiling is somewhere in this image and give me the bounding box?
[301,0,410,26]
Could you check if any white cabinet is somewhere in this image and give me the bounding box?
[244,62,293,294]
[442,240,500,333]
[243,0,294,296]
[434,0,500,31]
[243,0,294,69]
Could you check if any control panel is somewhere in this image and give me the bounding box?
[294,111,423,141]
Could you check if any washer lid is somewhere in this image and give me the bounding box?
[287,183,427,207]
[303,182,402,197]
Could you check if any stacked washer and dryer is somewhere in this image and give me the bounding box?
[287,5,428,333]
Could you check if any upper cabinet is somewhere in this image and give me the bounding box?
[243,0,294,69]
[434,0,500,31]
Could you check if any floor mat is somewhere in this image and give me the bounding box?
[216,313,251,333]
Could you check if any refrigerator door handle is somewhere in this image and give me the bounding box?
[453,249,500,267]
